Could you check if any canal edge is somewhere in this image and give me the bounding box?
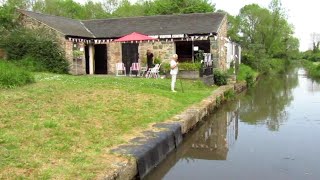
[104,81,248,180]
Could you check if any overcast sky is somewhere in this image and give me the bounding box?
[74,0,320,51]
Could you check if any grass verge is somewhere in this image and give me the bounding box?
[0,73,216,179]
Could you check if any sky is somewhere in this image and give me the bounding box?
[74,0,320,51]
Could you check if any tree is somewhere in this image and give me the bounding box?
[112,0,145,17]
[310,32,320,53]
[144,0,215,16]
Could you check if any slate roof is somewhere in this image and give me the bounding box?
[18,9,226,39]
[82,13,226,38]
[18,9,95,38]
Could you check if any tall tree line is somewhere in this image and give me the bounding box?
[227,0,299,61]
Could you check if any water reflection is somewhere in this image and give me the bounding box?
[239,70,298,131]
[144,104,240,180]
[145,68,320,180]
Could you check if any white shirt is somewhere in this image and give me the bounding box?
[170,59,178,75]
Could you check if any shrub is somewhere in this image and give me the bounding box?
[0,28,69,73]
[0,60,35,88]
[302,60,320,79]
[237,64,257,81]
[12,56,46,72]
[245,73,254,87]
[161,62,201,72]
[224,89,235,100]
[213,69,228,86]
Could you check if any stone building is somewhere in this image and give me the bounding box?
[18,9,229,75]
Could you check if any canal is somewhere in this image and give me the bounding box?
[144,68,320,180]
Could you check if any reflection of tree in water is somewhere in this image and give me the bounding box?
[239,70,299,131]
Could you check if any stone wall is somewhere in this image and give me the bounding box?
[210,15,228,71]
[19,14,85,75]
[139,41,175,65]
[107,42,122,74]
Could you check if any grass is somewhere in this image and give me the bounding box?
[0,73,216,179]
[0,60,35,88]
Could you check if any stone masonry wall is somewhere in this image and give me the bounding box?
[210,15,228,71]
[138,41,175,65]
[19,14,85,75]
[107,42,122,74]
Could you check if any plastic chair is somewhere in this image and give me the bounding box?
[129,63,141,76]
[116,63,126,76]
[146,63,161,78]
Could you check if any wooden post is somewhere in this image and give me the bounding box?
[192,40,194,63]
[89,44,94,75]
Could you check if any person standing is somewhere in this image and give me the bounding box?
[146,49,154,70]
[170,54,179,92]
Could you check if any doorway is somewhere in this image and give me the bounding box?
[122,43,139,74]
[85,45,90,74]
[94,44,107,74]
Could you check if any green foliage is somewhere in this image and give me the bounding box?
[154,57,161,64]
[12,56,46,72]
[228,1,300,66]
[213,69,228,86]
[33,0,110,19]
[0,60,35,88]
[237,64,258,82]
[0,28,69,73]
[302,60,320,79]
[245,73,254,87]
[144,0,215,15]
[162,62,201,72]
[242,53,287,75]
[224,89,235,100]
[302,50,320,62]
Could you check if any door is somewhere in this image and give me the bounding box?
[122,43,139,74]
[94,44,107,74]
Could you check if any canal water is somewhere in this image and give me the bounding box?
[144,68,320,180]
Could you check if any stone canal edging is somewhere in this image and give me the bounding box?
[105,82,247,180]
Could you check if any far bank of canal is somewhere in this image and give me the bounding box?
[144,68,320,180]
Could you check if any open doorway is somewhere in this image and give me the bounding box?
[85,45,90,74]
[122,43,139,74]
[175,40,210,62]
[94,44,107,74]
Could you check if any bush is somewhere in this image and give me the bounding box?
[12,56,46,72]
[0,28,69,73]
[161,62,201,72]
[237,64,257,81]
[245,73,254,87]
[0,60,35,88]
[213,69,228,86]
[302,60,320,79]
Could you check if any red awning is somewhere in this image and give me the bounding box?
[115,32,158,42]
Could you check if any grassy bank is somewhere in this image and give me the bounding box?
[302,60,320,79]
[0,61,35,88]
[0,73,215,179]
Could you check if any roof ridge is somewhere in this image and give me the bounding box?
[81,12,225,22]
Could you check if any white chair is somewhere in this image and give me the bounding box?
[129,63,141,76]
[116,63,126,76]
[146,63,161,78]
[140,66,148,77]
